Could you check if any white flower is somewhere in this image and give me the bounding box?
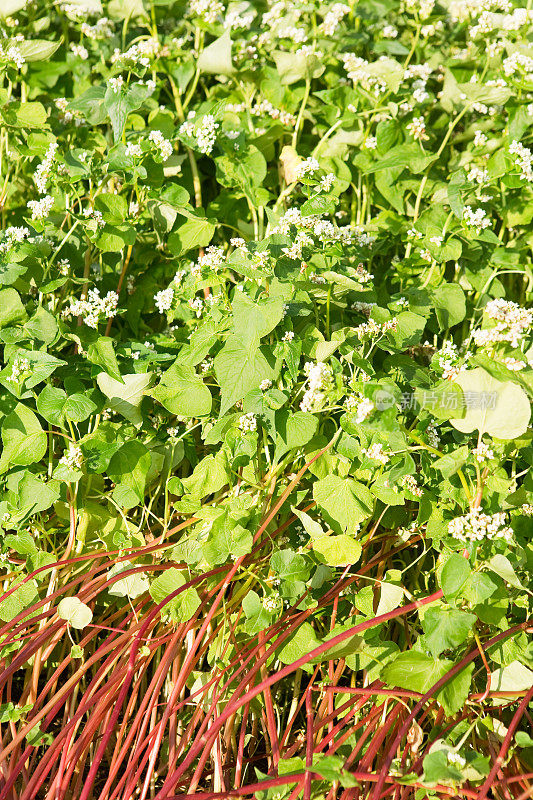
[401,475,423,497]
[321,3,350,35]
[5,357,30,384]
[363,443,390,464]
[189,0,224,23]
[27,195,54,220]
[63,289,119,329]
[382,25,398,38]
[34,142,59,194]
[447,753,466,768]
[260,379,272,391]
[59,445,84,471]
[503,357,526,371]
[295,157,320,179]
[282,331,295,342]
[154,287,174,314]
[472,442,494,462]
[509,140,533,182]
[109,76,125,93]
[448,508,513,544]
[406,117,428,141]
[180,115,219,155]
[149,130,173,161]
[0,226,30,253]
[426,421,440,448]
[349,396,375,423]
[463,205,491,231]
[467,165,489,184]
[195,246,225,273]
[300,362,332,412]
[473,130,487,147]
[320,173,336,191]
[262,594,281,612]
[364,136,378,149]
[473,299,533,348]
[70,43,89,60]
[239,412,257,432]
[125,142,143,158]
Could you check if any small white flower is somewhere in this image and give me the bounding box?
[59,445,84,471]
[239,412,257,432]
[362,443,390,465]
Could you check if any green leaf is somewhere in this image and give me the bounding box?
[167,211,216,255]
[0,288,27,328]
[440,554,471,603]
[232,292,284,346]
[382,651,449,693]
[108,562,149,598]
[149,568,201,622]
[87,337,123,382]
[450,368,531,439]
[3,101,47,128]
[270,549,311,582]
[17,39,61,62]
[313,534,362,567]
[204,521,252,565]
[108,441,151,503]
[433,446,469,479]
[415,382,465,421]
[64,394,97,423]
[0,404,47,473]
[313,475,374,533]
[431,284,466,330]
[0,580,39,623]
[273,50,325,84]
[37,384,67,427]
[486,554,525,590]
[362,144,436,175]
[96,372,153,426]
[57,597,93,630]
[214,335,276,415]
[198,30,234,75]
[274,411,317,460]
[422,606,476,657]
[181,450,229,499]
[276,622,322,664]
[291,506,325,539]
[104,82,154,143]
[490,660,533,692]
[151,363,212,417]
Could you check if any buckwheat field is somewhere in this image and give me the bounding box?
[0,0,533,797]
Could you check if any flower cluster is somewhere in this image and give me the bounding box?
[239,413,257,432]
[35,143,59,194]
[63,289,119,329]
[59,445,84,471]
[363,443,390,464]
[300,362,333,412]
[354,318,398,340]
[180,114,219,155]
[401,475,423,497]
[473,299,533,348]
[0,226,30,253]
[448,508,513,543]
[5,357,30,384]
[509,140,533,183]
[463,205,491,231]
[472,442,494,462]
[148,130,173,162]
[27,195,54,221]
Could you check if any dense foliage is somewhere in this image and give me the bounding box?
[1,0,533,796]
